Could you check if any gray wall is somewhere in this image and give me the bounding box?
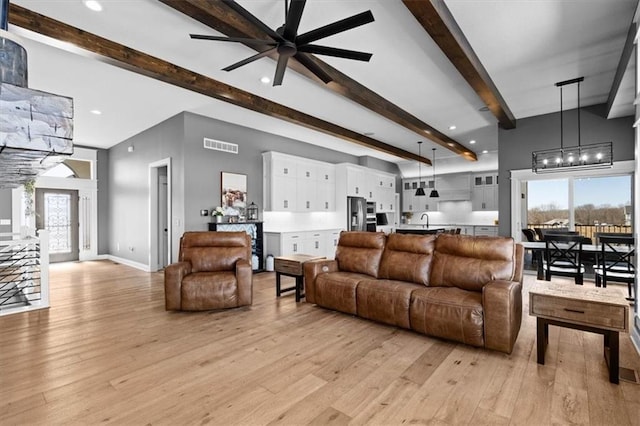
[182,112,365,232]
[107,111,399,265]
[498,103,635,235]
[108,114,185,265]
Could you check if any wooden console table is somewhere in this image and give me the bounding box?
[529,282,629,384]
[275,254,324,302]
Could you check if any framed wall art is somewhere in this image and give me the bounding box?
[221,172,247,216]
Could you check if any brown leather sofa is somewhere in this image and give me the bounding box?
[304,231,524,353]
[164,231,252,311]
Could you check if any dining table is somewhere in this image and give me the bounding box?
[520,241,633,280]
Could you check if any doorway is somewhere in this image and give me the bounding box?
[35,188,79,263]
[149,158,172,272]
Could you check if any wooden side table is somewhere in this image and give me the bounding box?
[274,254,325,302]
[529,282,629,384]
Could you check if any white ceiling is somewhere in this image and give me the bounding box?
[6,0,637,177]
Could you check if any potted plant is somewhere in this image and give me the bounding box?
[212,206,224,223]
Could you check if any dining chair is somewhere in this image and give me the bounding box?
[543,234,586,285]
[594,235,635,302]
[522,228,544,279]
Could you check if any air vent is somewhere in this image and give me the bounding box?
[203,138,238,154]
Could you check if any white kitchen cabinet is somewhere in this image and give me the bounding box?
[265,229,342,259]
[263,152,335,212]
[345,165,366,197]
[474,226,498,237]
[271,175,297,211]
[373,171,396,212]
[471,172,499,211]
[402,178,437,212]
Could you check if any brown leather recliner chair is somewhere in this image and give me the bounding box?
[164,231,252,311]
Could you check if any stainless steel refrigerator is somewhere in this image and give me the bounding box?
[347,196,366,231]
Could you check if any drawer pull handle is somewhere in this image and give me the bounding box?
[564,308,585,314]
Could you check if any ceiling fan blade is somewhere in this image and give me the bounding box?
[190,34,277,46]
[273,55,290,86]
[222,47,277,72]
[294,53,333,84]
[296,10,374,45]
[283,0,306,40]
[221,0,285,42]
[297,45,372,61]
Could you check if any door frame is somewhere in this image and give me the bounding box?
[149,158,172,272]
[35,188,80,263]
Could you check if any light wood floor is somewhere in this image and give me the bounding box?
[1,261,639,425]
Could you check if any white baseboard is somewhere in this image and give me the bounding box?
[105,255,151,272]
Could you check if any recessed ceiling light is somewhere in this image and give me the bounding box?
[478,106,490,112]
[447,143,454,147]
[482,150,488,154]
[448,125,456,130]
[90,109,102,115]
[363,132,375,136]
[260,76,271,84]
[469,140,476,144]
[83,0,103,12]
[425,130,431,134]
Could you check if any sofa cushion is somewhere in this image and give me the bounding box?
[335,231,386,278]
[315,271,369,314]
[378,233,436,285]
[181,271,238,310]
[357,279,424,329]
[410,287,484,348]
[430,234,515,292]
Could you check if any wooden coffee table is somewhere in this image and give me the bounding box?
[274,254,325,302]
[529,282,629,384]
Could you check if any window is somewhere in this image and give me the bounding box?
[525,173,632,239]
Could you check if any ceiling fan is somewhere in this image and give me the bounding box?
[190,0,375,86]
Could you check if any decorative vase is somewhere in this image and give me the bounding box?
[215,215,222,223]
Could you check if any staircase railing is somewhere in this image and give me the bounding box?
[0,229,49,315]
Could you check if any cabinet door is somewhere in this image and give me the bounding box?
[283,233,304,255]
[296,160,316,182]
[316,163,335,184]
[296,180,317,211]
[346,167,365,197]
[273,176,297,211]
[326,230,341,259]
[272,155,297,178]
[317,182,335,211]
[304,231,324,257]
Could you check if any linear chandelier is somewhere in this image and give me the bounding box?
[532,77,613,174]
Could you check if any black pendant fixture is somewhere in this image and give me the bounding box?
[429,148,439,198]
[531,76,612,173]
[415,141,426,196]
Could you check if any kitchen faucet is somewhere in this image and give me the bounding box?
[421,213,429,229]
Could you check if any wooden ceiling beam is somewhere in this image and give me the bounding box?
[158,0,477,162]
[403,0,517,130]
[7,3,429,164]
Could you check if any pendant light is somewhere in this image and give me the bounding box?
[532,76,612,173]
[429,148,439,198]
[415,141,426,196]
